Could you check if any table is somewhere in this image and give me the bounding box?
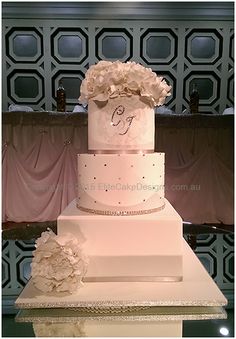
[2,308,234,337]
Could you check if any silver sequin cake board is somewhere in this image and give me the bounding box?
[16,305,226,323]
[15,239,227,310]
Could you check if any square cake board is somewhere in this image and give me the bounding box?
[15,239,227,310]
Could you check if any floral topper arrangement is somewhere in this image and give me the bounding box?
[31,229,89,293]
[79,60,172,108]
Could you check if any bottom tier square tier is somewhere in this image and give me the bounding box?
[57,198,183,282]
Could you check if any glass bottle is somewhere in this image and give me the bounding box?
[189,83,199,114]
[56,80,66,112]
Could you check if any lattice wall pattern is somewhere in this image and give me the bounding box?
[2,19,234,113]
[2,234,234,313]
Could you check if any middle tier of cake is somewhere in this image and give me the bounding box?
[77,153,165,215]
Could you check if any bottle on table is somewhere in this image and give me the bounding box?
[56,80,66,112]
[189,83,199,114]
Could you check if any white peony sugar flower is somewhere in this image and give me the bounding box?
[31,229,89,294]
[79,60,171,108]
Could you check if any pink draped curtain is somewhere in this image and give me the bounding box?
[2,112,234,224]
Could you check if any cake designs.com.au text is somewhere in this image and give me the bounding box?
[25,182,201,192]
[79,182,201,192]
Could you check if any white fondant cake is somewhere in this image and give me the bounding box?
[88,96,155,151]
[79,60,171,151]
[31,60,183,293]
[58,199,183,281]
[77,153,165,215]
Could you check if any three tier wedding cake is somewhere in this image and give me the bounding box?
[31,61,183,294]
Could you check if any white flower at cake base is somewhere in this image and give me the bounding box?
[31,229,89,293]
[79,60,171,107]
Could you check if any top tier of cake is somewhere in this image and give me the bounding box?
[79,60,171,151]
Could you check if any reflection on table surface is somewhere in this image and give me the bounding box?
[2,310,234,338]
[11,305,230,337]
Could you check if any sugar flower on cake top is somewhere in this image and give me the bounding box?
[79,60,171,108]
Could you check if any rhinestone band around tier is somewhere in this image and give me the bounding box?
[89,149,154,154]
[76,202,165,216]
